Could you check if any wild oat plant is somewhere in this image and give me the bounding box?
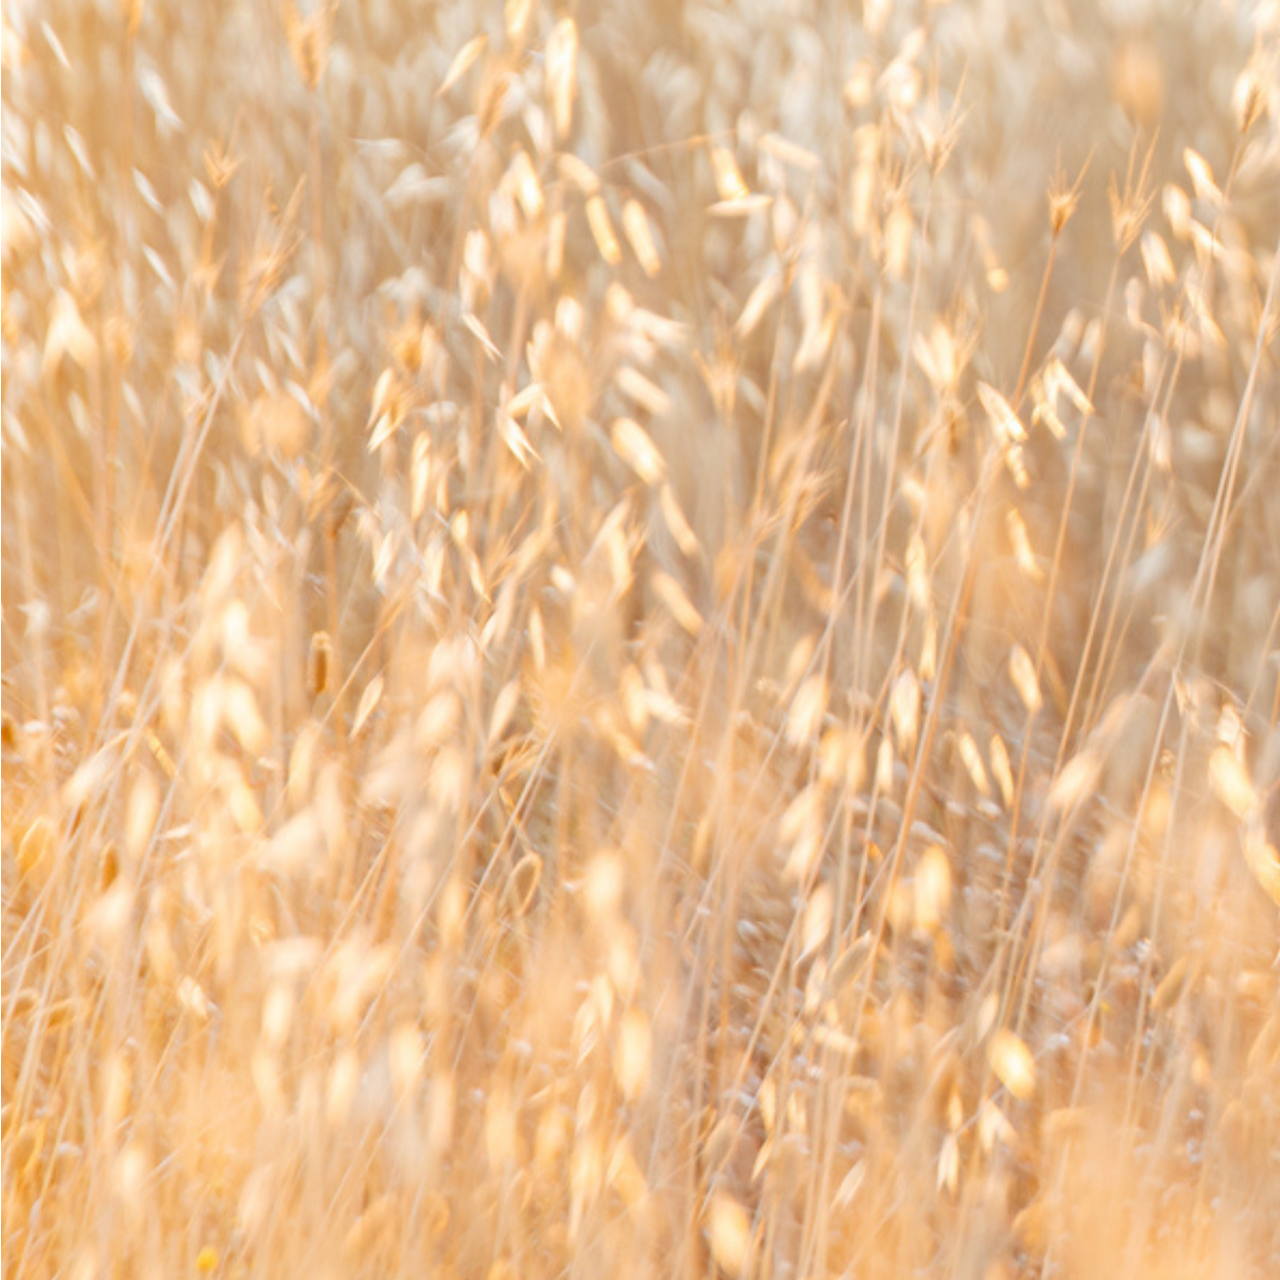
[2,1,1279,1277]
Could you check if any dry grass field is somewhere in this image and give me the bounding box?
[3,1,1280,1276]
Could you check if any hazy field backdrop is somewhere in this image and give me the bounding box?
[3,1,1279,1276]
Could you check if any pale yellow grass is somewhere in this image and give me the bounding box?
[3,2,1279,1278]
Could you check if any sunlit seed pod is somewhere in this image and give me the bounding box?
[988,1029,1036,1100]
[708,1192,752,1277]
[501,852,543,918]
[585,195,621,265]
[307,631,332,700]
[17,816,55,888]
[1008,644,1042,715]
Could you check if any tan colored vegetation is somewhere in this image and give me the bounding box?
[3,1,1279,1277]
